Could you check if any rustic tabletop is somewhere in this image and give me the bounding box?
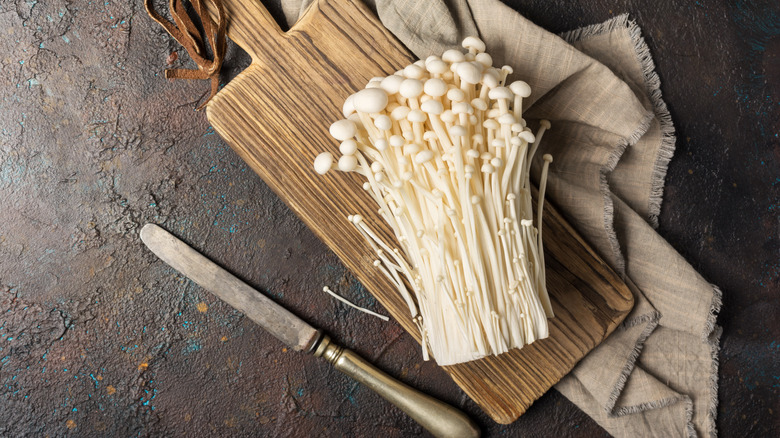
[0,0,777,437]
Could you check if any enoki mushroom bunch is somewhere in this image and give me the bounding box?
[315,37,554,366]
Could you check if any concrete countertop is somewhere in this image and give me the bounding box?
[0,0,777,436]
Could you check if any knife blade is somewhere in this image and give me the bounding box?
[139,223,480,438]
[140,223,320,352]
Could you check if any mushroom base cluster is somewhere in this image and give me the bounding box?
[315,37,554,366]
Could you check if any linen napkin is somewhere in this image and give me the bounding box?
[278,1,722,436]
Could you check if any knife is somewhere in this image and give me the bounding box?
[139,224,480,438]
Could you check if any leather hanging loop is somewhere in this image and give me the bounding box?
[144,0,226,110]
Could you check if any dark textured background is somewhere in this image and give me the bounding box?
[0,0,777,436]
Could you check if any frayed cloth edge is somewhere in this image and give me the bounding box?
[601,109,654,276]
[604,310,660,415]
[625,17,677,229]
[562,14,678,230]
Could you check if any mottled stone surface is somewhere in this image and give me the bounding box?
[0,0,777,436]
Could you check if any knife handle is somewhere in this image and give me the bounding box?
[313,336,480,438]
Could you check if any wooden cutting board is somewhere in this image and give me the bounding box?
[204,0,633,424]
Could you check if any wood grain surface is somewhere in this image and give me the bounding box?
[205,0,633,423]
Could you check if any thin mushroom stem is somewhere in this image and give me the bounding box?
[536,154,554,317]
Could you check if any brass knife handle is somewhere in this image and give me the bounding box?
[313,336,480,438]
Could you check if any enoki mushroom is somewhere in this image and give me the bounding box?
[315,37,554,366]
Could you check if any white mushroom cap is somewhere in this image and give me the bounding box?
[461,36,486,53]
[452,102,473,114]
[374,114,392,131]
[440,110,456,123]
[509,80,531,98]
[374,138,388,151]
[407,109,427,123]
[470,98,487,111]
[380,75,404,94]
[423,131,438,142]
[342,94,355,117]
[425,55,441,65]
[482,71,498,89]
[339,139,358,155]
[441,49,466,63]
[423,78,448,97]
[475,52,492,68]
[456,62,482,84]
[446,88,466,102]
[483,119,499,130]
[540,119,551,129]
[465,149,480,159]
[426,59,448,75]
[488,87,513,101]
[403,143,420,155]
[404,64,425,79]
[338,154,358,172]
[543,153,553,162]
[353,88,389,113]
[449,125,467,137]
[518,130,535,143]
[399,79,424,98]
[420,99,444,115]
[329,119,357,141]
[390,105,411,121]
[498,113,516,125]
[389,135,405,147]
[314,152,334,174]
[415,150,434,164]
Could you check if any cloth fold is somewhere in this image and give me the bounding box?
[280,1,721,436]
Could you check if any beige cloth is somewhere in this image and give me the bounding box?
[280,1,722,436]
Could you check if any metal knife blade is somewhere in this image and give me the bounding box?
[139,223,321,351]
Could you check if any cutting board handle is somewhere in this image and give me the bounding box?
[207,0,286,62]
